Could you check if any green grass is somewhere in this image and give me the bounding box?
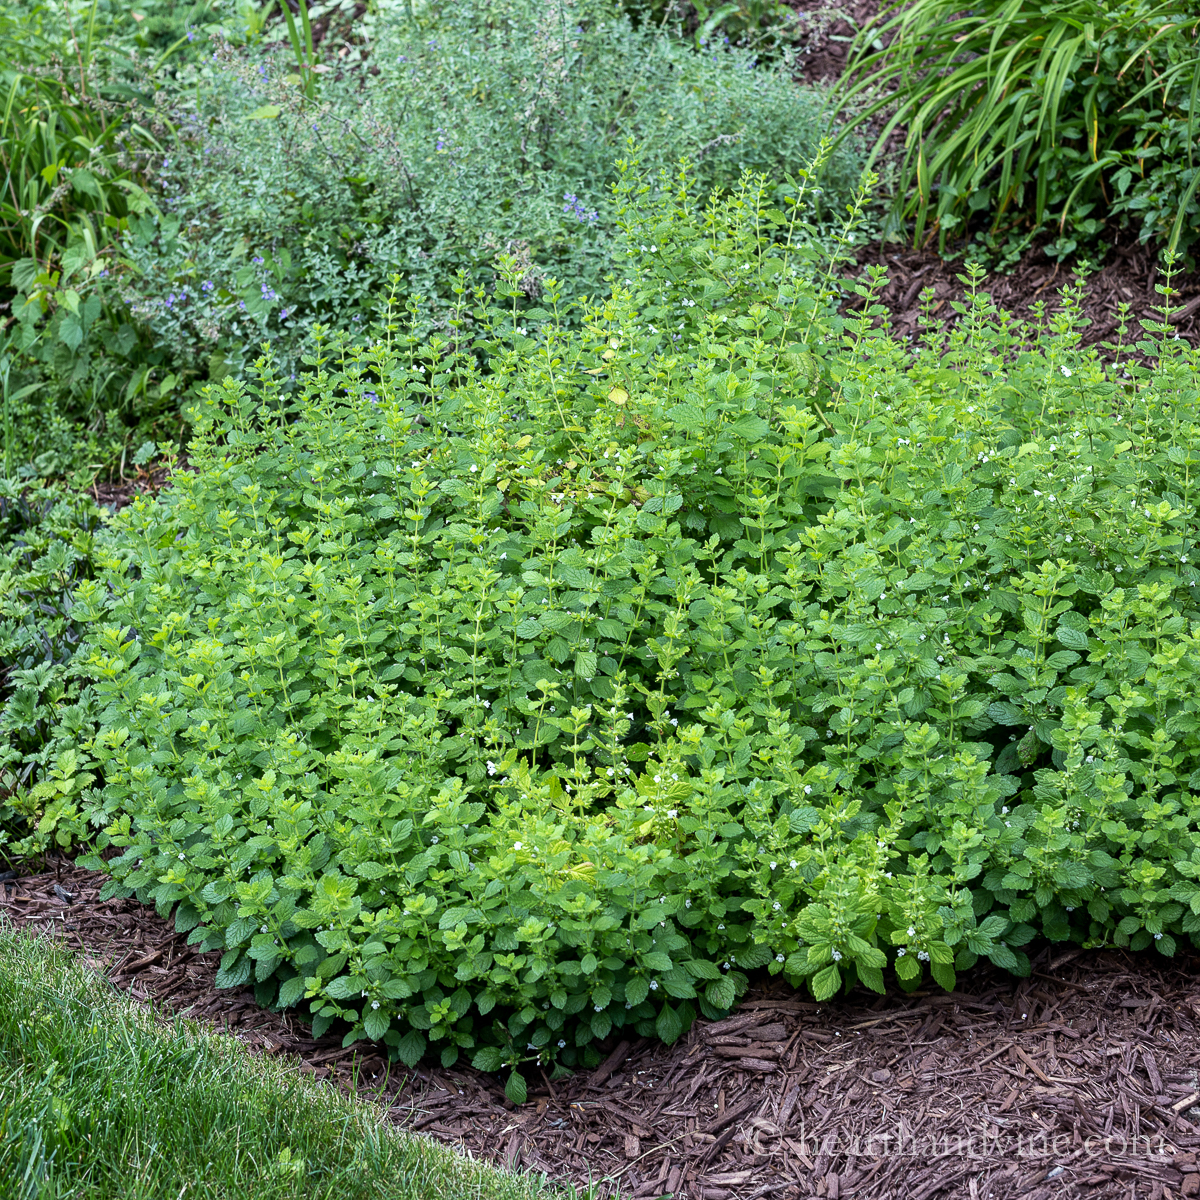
[0,922,574,1200]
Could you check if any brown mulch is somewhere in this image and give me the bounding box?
[87,459,178,512]
[847,232,1200,354]
[7,858,1200,1199]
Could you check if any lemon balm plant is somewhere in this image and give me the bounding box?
[73,158,1200,1095]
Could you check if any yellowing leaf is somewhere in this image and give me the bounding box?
[248,105,283,120]
[608,386,629,406]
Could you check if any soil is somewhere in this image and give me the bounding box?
[8,858,1200,1200]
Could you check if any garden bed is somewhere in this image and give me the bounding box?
[7,858,1200,1200]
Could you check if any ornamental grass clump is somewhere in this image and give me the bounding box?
[72,157,1200,1097]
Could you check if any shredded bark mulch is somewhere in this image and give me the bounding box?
[845,231,1200,355]
[6,858,1200,1199]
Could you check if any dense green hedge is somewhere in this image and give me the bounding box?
[72,161,1200,1094]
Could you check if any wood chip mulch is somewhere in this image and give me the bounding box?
[846,234,1200,357]
[6,859,1200,1199]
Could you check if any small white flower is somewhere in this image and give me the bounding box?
[514,841,522,850]
[776,953,785,962]
[649,980,659,990]
[804,785,812,794]
[897,948,906,956]
[773,902,781,911]
[1155,932,1163,940]
[431,836,438,844]
[831,950,842,961]
[668,809,678,818]
[907,927,916,937]
[876,643,883,651]
[261,925,268,933]
[1060,366,1072,377]
[558,1039,567,1048]
[371,1001,380,1010]
[917,951,929,962]
[595,1005,603,1012]
[790,860,798,869]
[469,464,478,472]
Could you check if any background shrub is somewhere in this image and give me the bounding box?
[70,160,1200,1088]
[835,0,1200,260]
[112,0,867,387]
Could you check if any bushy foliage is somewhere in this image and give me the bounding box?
[114,0,865,388]
[835,0,1200,260]
[0,0,176,474]
[0,482,103,865]
[71,159,1200,1093]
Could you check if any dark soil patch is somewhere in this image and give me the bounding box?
[846,230,1200,354]
[7,859,1200,1199]
[785,0,881,87]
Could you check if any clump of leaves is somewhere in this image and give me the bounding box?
[833,0,1200,260]
[71,156,1200,1096]
[0,481,103,866]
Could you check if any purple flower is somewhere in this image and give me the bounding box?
[238,300,246,311]
[280,307,289,318]
[252,255,264,265]
[186,27,195,42]
[258,64,268,78]
[201,280,215,293]
[563,192,598,223]
[436,138,446,150]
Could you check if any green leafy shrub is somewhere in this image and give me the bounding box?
[112,0,866,388]
[834,0,1200,259]
[0,0,199,474]
[621,0,804,54]
[73,159,1200,1090]
[0,482,103,864]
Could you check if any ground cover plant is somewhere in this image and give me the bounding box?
[0,482,104,866]
[64,152,1200,1095]
[0,922,567,1200]
[1,0,865,479]
[833,0,1200,261]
